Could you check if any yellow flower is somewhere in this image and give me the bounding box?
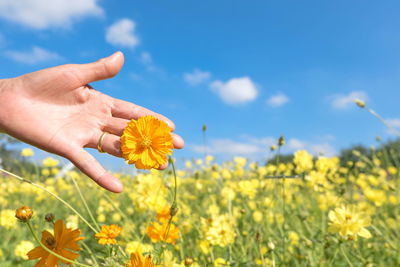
[293,150,313,174]
[252,211,263,223]
[95,224,122,245]
[14,240,35,260]
[125,252,160,267]
[66,215,79,229]
[214,258,228,267]
[288,231,299,246]
[202,214,236,247]
[0,209,16,229]
[163,250,185,267]
[42,157,59,167]
[125,241,153,255]
[147,221,180,244]
[28,220,84,266]
[21,148,34,157]
[121,115,174,169]
[328,205,372,240]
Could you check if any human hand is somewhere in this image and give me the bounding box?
[0,52,184,193]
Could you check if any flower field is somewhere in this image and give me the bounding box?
[0,144,399,266]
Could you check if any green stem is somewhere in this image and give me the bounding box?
[0,168,97,233]
[366,107,400,137]
[340,245,354,267]
[26,221,91,267]
[71,176,101,232]
[81,242,100,267]
[163,157,178,241]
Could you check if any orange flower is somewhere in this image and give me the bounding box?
[95,224,122,245]
[27,220,84,266]
[147,221,180,244]
[121,115,173,169]
[15,206,33,222]
[156,206,171,223]
[125,252,160,267]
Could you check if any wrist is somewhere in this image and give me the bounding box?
[0,78,11,133]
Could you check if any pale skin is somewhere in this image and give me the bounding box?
[0,52,184,193]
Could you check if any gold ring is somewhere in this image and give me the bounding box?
[97,132,108,153]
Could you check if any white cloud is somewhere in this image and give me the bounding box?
[287,138,336,156]
[190,136,336,158]
[267,93,289,107]
[386,118,400,128]
[139,52,152,65]
[331,91,368,109]
[106,19,139,48]
[184,69,211,86]
[191,139,263,155]
[385,118,400,136]
[0,0,103,29]
[138,51,158,72]
[5,46,62,64]
[210,77,258,105]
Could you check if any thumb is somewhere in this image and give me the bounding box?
[67,148,123,193]
[74,51,124,86]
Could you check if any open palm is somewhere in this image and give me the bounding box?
[0,52,184,192]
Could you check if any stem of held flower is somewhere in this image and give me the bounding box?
[0,168,98,233]
[163,158,178,242]
[71,176,101,232]
[26,221,91,267]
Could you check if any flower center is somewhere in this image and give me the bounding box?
[345,214,352,221]
[140,136,152,148]
[45,236,56,249]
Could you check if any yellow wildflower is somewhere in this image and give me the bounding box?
[14,240,35,260]
[0,209,16,229]
[21,148,34,157]
[42,157,59,167]
[293,150,313,174]
[95,224,122,245]
[328,205,372,240]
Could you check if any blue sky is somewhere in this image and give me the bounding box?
[1,0,400,169]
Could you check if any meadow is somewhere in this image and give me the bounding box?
[0,103,399,267]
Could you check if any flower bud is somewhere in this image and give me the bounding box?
[184,257,194,266]
[45,213,55,222]
[278,136,285,146]
[354,99,365,108]
[15,206,33,222]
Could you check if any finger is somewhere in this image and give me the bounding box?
[172,133,185,149]
[158,162,169,170]
[104,117,129,136]
[110,97,176,131]
[67,148,123,193]
[71,51,125,86]
[87,132,122,157]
